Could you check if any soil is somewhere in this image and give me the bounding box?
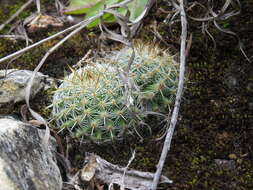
[0,0,252,190]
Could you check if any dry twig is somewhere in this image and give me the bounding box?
[0,19,91,63]
[35,0,41,13]
[73,153,172,190]
[0,0,33,31]
[151,0,188,189]
[121,150,136,190]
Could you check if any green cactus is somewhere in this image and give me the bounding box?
[52,43,179,142]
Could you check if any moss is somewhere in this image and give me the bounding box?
[38,87,56,118]
[0,39,9,57]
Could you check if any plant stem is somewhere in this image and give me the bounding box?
[151,0,188,189]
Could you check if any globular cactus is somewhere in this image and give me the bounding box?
[52,43,179,142]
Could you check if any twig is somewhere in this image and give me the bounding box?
[121,150,136,190]
[55,0,65,16]
[0,0,33,31]
[0,34,32,42]
[36,0,41,13]
[151,0,188,189]
[0,19,91,63]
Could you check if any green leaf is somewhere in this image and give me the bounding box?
[84,0,120,27]
[127,0,148,21]
[65,0,149,28]
[65,0,119,15]
[85,13,115,28]
[65,0,102,15]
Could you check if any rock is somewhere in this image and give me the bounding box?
[0,116,62,190]
[214,159,236,170]
[0,69,52,107]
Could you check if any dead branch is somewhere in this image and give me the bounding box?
[151,0,188,189]
[72,153,172,190]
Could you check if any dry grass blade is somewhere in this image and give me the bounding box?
[105,9,131,37]
[213,20,250,62]
[201,22,217,49]
[171,0,180,10]
[55,0,65,15]
[16,23,32,46]
[99,18,131,46]
[220,0,233,14]
[0,0,33,31]
[189,0,250,62]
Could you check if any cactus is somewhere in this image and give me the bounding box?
[52,43,179,142]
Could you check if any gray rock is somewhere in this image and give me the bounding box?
[214,159,236,170]
[0,69,51,106]
[0,117,62,190]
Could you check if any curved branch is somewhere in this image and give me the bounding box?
[151,0,188,189]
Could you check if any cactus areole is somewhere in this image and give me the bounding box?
[52,43,179,142]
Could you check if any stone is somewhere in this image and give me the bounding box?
[214,159,236,170]
[0,116,62,190]
[0,69,52,106]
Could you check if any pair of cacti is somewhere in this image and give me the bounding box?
[52,43,179,142]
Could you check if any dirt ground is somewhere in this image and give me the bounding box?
[0,0,252,189]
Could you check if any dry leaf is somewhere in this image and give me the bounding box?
[27,14,63,32]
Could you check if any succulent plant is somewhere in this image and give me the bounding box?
[52,43,179,142]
